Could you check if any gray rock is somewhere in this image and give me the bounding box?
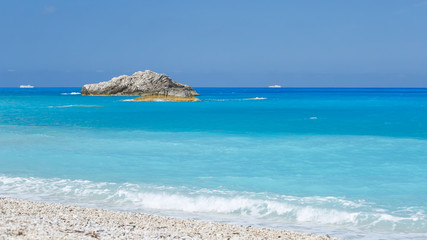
[81,70,199,98]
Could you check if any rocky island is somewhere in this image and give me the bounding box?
[81,70,199,102]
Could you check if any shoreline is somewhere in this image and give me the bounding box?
[0,197,340,239]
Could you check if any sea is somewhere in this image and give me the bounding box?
[0,87,426,239]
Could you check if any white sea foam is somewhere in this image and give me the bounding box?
[243,97,267,100]
[119,99,179,102]
[48,105,102,108]
[206,97,267,102]
[61,92,81,95]
[0,175,425,236]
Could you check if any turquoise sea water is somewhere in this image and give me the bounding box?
[1,87,427,239]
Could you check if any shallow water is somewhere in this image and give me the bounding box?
[0,87,426,239]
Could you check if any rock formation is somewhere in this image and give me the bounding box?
[81,70,199,102]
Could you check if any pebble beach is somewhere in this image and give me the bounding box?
[0,197,340,240]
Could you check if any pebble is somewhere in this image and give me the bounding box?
[0,197,341,240]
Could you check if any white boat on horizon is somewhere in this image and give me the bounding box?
[268,85,282,88]
[19,85,34,88]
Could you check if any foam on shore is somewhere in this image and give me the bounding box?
[0,197,339,239]
[1,175,425,237]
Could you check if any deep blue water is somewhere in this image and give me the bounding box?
[1,87,427,239]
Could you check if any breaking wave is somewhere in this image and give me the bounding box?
[61,92,81,95]
[0,175,425,238]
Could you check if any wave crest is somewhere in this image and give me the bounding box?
[0,175,425,234]
[206,97,267,102]
[48,105,101,108]
[61,92,81,95]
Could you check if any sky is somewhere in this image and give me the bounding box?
[1,0,427,87]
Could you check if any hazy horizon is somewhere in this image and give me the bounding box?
[1,0,426,87]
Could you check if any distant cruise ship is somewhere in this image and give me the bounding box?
[19,85,34,88]
[268,85,282,88]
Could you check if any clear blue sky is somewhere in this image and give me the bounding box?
[1,0,426,87]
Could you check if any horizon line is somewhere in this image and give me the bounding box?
[2,86,427,89]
